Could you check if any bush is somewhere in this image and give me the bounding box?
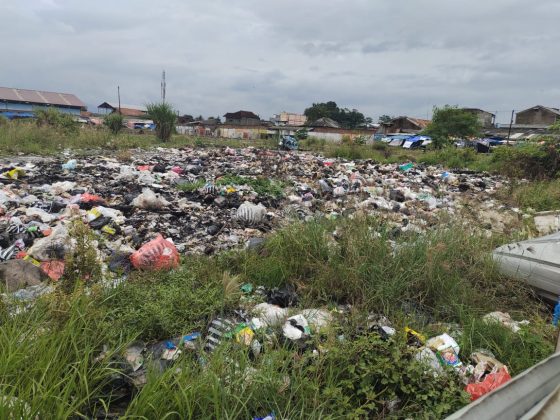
[147,102,177,141]
[0,115,7,126]
[103,261,236,341]
[419,147,478,169]
[103,113,124,134]
[492,142,560,179]
[34,107,78,134]
[312,333,470,417]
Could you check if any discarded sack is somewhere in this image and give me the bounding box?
[0,259,45,292]
[465,366,511,401]
[483,311,529,333]
[130,235,179,270]
[131,188,170,210]
[283,314,310,341]
[236,202,267,225]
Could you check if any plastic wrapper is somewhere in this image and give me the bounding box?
[130,234,179,270]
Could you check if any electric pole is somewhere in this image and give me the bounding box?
[161,70,166,103]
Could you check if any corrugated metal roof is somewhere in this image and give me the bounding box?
[0,87,85,108]
[98,102,147,112]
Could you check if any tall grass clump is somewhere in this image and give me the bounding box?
[147,102,177,142]
[491,141,560,179]
[34,107,78,135]
[0,292,132,419]
[220,216,537,318]
[499,179,560,212]
[103,113,124,135]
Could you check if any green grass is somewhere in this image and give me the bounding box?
[0,121,278,155]
[216,174,286,197]
[0,216,553,418]
[498,179,560,212]
[176,179,206,193]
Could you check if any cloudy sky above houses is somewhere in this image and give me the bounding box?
[1,0,558,123]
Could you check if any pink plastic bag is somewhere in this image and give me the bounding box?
[465,367,511,401]
[130,234,179,270]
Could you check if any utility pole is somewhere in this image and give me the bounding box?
[117,86,121,113]
[506,109,514,145]
[161,70,166,103]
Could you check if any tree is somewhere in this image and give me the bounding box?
[103,113,124,134]
[178,114,194,124]
[146,102,178,141]
[423,106,481,148]
[378,115,393,124]
[303,101,367,129]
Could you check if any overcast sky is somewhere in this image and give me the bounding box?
[1,0,559,123]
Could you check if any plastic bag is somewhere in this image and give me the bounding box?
[130,234,179,270]
[465,367,511,401]
[40,260,65,281]
[132,188,170,210]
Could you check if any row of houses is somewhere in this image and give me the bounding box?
[1,86,559,141]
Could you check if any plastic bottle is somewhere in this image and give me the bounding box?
[553,296,560,327]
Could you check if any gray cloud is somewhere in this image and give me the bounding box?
[1,0,559,123]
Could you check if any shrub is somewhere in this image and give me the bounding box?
[0,115,7,126]
[103,113,124,134]
[311,333,470,417]
[492,142,560,179]
[34,107,78,134]
[419,147,477,169]
[147,102,177,141]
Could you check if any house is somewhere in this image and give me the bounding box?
[461,108,495,128]
[515,106,560,126]
[308,117,340,128]
[271,112,307,126]
[223,110,261,125]
[216,125,269,140]
[385,116,431,134]
[176,118,220,136]
[97,102,149,119]
[0,86,86,117]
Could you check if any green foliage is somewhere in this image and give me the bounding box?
[419,147,479,169]
[304,101,368,129]
[34,107,79,134]
[176,178,206,192]
[103,113,124,134]
[378,114,394,124]
[492,142,560,179]
[0,292,131,419]
[548,119,560,133]
[312,333,470,417]
[62,220,103,293]
[216,174,285,197]
[0,115,7,126]
[423,106,481,149]
[103,262,234,341]
[221,217,533,315]
[146,102,177,141]
[499,179,560,211]
[459,318,554,375]
[294,128,308,140]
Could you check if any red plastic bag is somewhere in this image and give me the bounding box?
[41,260,65,281]
[80,193,105,204]
[465,367,511,401]
[130,234,179,270]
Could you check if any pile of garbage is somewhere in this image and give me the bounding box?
[1,147,518,300]
[92,283,522,417]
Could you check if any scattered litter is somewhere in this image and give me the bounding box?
[465,366,511,401]
[483,311,530,333]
